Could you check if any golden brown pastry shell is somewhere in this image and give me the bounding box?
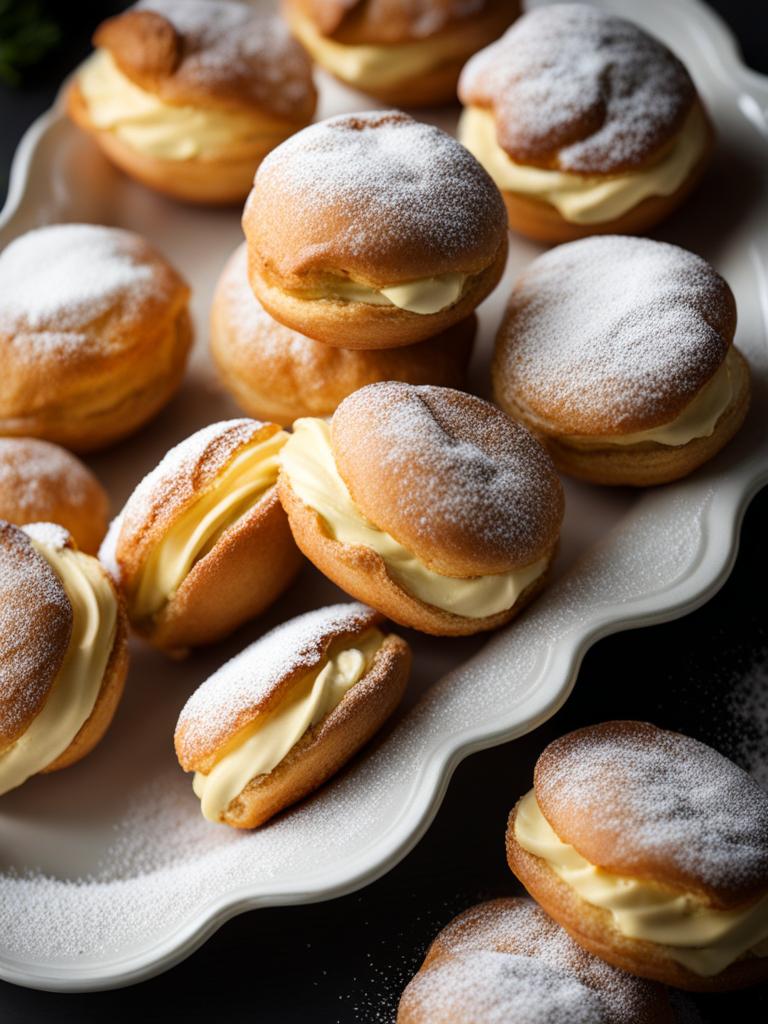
[400,897,675,1023]
[0,439,109,554]
[331,383,563,576]
[278,475,555,636]
[506,802,768,992]
[218,632,410,828]
[0,300,192,455]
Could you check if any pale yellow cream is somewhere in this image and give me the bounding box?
[567,348,738,449]
[77,50,287,161]
[192,628,383,821]
[131,431,289,622]
[0,537,117,796]
[515,789,768,977]
[309,273,467,315]
[280,418,547,618]
[458,103,709,225]
[287,7,470,90]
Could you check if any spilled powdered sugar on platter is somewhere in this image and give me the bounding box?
[0,0,767,992]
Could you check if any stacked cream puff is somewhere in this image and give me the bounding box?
[212,108,510,421]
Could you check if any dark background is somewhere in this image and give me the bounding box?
[0,2,766,1020]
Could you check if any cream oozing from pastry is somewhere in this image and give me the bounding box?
[458,102,709,225]
[286,6,471,90]
[192,628,383,821]
[0,537,117,796]
[296,273,468,315]
[565,348,738,448]
[515,789,768,976]
[130,431,288,621]
[77,51,289,161]
[280,418,547,618]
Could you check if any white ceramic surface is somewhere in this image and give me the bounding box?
[0,0,766,992]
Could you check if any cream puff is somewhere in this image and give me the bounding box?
[0,521,129,796]
[67,0,317,205]
[398,898,674,1023]
[506,722,768,991]
[175,602,410,828]
[0,438,109,554]
[458,4,714,242]
[211,243,476,424]
[112,419,302,654]
[282,0,518,107]
[0,223,192,453]
[242,111,508,349]
[278,383,563,636]
[493,236,749,486]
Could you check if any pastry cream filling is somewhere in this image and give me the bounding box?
[280,418,547,618]
[566,348,737,449]
[287,7,471,89]
[458,103,709,225]
[299,273,468,315]
[0,539,117,796]
[515,789,768,976]
[192,628,383,821]
[131,431,289,621]
[77,51,287,161]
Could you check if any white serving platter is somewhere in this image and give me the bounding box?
[0,0,766,993]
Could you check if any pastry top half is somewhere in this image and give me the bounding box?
[93,0,316,122]
[329,383,564,578]
[0,223,189,411]
[495,235,737,437]
[399,897,671,1023]
[243,110,507,292]
[534,721,768,908]
[291,0,513,44]
[175,602,388,772]
[0,522,72,750]
[459,3,697,175]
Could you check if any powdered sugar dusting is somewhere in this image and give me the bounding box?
[497,236,733,434]
[334,383,563,568]
[537,722,768,895]
[252,111,506,270]
[22,522,71,551]
[0,524,71,742]
[723,655,768,791]
[402,899,658,1023]
[176,603,377,761]
[138,0,314,118]
[118,419,264,556]
[0,224,157,334]
[459,4,694,173]
[402,950,607,1023]
[0,439,96,517]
